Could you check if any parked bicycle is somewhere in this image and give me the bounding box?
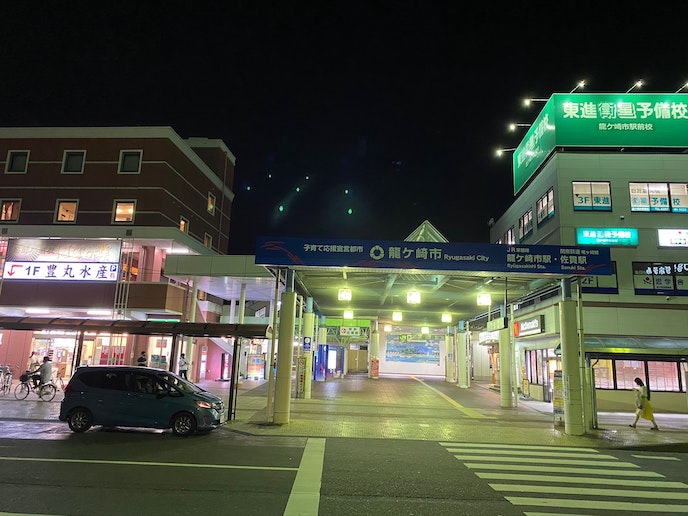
[14,371,57,401]
[0,365,14,396]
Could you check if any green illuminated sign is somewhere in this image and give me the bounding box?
[513,93,688,194]
[576,227,639,246]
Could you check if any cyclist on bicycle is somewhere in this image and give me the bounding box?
[31,356,52,388]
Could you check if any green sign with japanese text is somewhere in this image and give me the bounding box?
[513,93,688,194]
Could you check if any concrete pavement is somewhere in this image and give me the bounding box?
[2,373,687,450]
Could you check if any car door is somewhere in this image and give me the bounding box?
[119,371,170,428]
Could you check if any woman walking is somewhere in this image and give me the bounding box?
[629,377,659,430]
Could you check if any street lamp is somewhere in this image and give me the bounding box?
[495,147,516,157]
[508,122,531,132]
[570,80,586,93]
[676,81,688,93]
[523,97,548,107]
[626,79,643,93]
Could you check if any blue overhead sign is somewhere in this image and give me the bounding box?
[255,237,613,276]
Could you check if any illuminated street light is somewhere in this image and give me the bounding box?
[523,97,548,107]
[441,313,452,323]
[392,311,403,322]
[508,122,531,132]
[570,80,586,93]
[407,290,421,304]
[477,293,491,306]
[343,310,354,319]
[626,79,643,93]
[495,147,516,157]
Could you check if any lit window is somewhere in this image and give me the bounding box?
[207,192,216,215]
[118,150,142,174]
[204,233,212,249]
[518,209,533,241]
[114,200,136,223]
[0,200,20,221]
[536,187,555,224]
[573,181,611,211]
[62,150,86,174]
[6,150,29,173]
[56,200,78,222]
[179,216,189,233]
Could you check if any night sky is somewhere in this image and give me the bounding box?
[2,2,687,254]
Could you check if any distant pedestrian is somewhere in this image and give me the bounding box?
[178,353,189,379]
[629,377,659,430]
[137,351,147,367]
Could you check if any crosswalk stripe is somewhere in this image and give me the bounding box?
[445,448,617,459]
[631,454,681,461]
[476,472,686,488]
[453,455,637,467]
[507,496,688,512]
[491,483,688,500]
[464,463,663,477]
[439,442,598,452]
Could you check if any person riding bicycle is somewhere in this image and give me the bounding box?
[31,356,52,389]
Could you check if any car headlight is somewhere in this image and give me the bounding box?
[195,400,212,409]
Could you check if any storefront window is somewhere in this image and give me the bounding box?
[592,359,614,388]
[615,359,645,390]
[648,361,681,392]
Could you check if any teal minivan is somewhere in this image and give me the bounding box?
[59,365,225,436]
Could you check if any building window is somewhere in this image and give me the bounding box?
[572,181,612,211]
[629,182,670,212]
[0,200,20,221]
[630,182,688,213]
[502,226,515,245]
[6,150,29,173]
[580,261,619,294]
[114,200,136,223]
[204,233,212,249]
[62,150,86,174]
[669,183,688,212]
[118,150,142,174]
[518,209,533,241]
[207,192,216,215]
[56,200,78,222]
[632,261,688,296]
[536,188,555,224]
[179,216,189,233]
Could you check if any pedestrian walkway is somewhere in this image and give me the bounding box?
[1,373,687,451]
[212,374,688,450]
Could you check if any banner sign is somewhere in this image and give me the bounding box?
[256,237,613,276]
[3,238,121,282]
[514,93,688,194]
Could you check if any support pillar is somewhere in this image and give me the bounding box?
[274,276,296,425]
[369,320,380,379]
[561,278,584,435]
[457,327,469,388]
[302,298,314,399]
[498,327,513,408]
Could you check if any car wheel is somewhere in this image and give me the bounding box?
[68,408,93,433]
[171,412,196,436]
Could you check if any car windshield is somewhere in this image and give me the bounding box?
[156,372,203,394]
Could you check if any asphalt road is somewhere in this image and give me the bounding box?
[1,420,688,516]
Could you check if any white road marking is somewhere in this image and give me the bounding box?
[0,455,297,471]
[284,437,326,516]
[453,455,636,467]
[508,496,688,512]
[464,463,663,477]
[476,472,686,488]
[492,483,688,500]
[445,448,616,459]
[440,442,598,452]
[631,454,681,461]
